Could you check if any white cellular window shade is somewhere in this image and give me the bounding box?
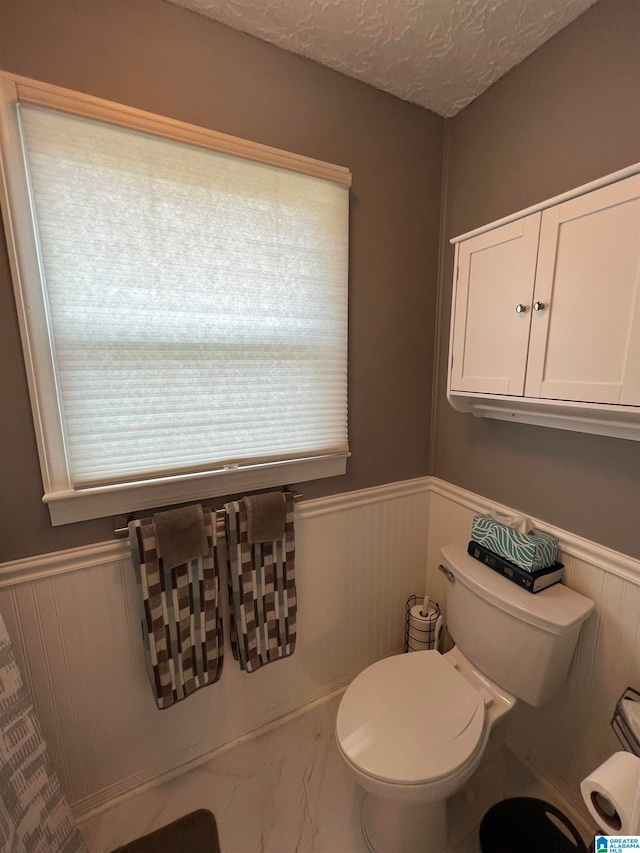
[0,74,350,524]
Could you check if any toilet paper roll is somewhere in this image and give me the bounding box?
[408,605,439,652]
[580,751,640,834]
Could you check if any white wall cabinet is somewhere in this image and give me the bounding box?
[450,213,540,396]
[448,165,640,441]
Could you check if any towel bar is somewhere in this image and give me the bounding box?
[113,488,303,538]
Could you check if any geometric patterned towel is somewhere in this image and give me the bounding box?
[128,508,223,709]
[0,612,87,853]
[224,492,297,674]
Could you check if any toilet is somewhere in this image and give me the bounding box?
[336,542,595,853]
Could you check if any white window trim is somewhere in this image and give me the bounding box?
[0,72,351,525]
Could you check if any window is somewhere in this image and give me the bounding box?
[0,74,350,524]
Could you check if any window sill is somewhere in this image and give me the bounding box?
[43,454,349,525]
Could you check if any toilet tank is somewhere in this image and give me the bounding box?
[441,543,594,707]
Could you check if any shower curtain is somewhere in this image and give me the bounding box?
[0,611,87,853]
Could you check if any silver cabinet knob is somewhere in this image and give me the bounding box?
[533,301,546,312]
[515,304,528,314]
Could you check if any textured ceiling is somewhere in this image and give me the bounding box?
[165,0,597,117]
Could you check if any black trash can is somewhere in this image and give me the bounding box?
[480,797,588,853]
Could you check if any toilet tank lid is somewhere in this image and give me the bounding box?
[441,543,594,635]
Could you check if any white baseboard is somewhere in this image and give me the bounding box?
[506,738,599,844]
[73,682,349,823]
[74,650,401,823]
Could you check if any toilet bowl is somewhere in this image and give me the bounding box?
[336,542,595,853]
[336,647,515,853]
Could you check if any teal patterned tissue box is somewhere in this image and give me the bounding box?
[471,514,559,572]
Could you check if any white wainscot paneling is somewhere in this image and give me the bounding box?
[426,479,640,818]
[4,475,637,824]
[0,479,430,818]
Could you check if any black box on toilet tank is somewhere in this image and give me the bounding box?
[467,541,564,593]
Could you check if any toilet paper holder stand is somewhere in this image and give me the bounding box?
[404,594,442,653]
[611,687,640,757]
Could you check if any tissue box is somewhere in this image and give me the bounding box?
[471,514,559,572]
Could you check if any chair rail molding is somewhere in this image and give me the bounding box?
[427,477,640,584]
[1,476,637,586]
[0,478,431,586]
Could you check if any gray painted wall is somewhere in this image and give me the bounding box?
[1,0,638,562]
[432,0,640,558]
[0,0,443,560]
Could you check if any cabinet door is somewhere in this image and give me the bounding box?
[450,213,540,396]
[526,175,640,405]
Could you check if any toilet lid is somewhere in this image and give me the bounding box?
[336,651,486,786]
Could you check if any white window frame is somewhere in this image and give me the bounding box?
[0,72,351,525]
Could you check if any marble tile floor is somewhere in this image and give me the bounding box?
[78,692,562,853]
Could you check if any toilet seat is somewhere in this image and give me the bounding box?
[336,651,486,786]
